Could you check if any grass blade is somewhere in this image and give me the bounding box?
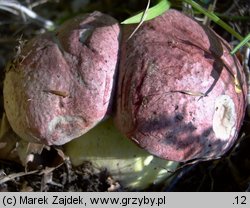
[231,33,250,54]
[183,0,250,48]
[121,0,171,24]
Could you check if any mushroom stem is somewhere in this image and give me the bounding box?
[64,118,178,190]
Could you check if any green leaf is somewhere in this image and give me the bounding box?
[231,33,250,54]
[121,0,171,24]
[183,0,250,48]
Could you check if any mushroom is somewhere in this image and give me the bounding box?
[64,118,178,190]
[115,9,247,162]
[3,11,120,145]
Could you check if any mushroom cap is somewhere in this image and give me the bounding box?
[4,11,120,145]
[115,9,247,162]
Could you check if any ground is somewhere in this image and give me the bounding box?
[0,0,250,191]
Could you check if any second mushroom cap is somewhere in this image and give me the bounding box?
[115,9,247,162]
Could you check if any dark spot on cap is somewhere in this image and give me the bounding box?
[202,128,213,137]
[175,113,184,122]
